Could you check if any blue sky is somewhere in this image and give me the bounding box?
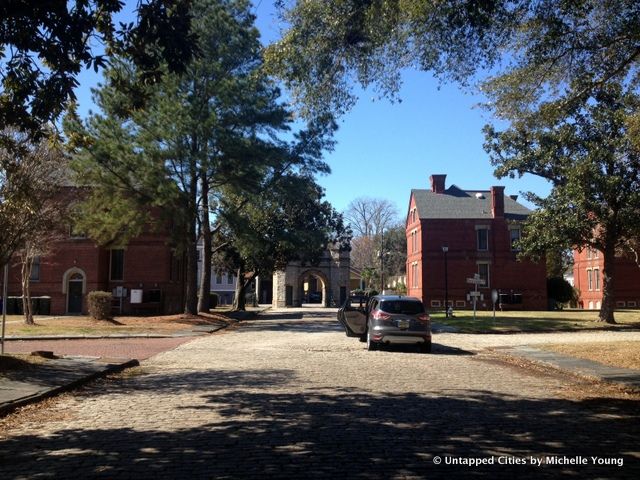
[74,0,551,219]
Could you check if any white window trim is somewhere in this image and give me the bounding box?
[476,226,490,251]
[477,261,491,289]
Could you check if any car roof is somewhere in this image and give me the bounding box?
[373,295,422,302]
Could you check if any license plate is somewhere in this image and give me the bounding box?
[396,319,410,329]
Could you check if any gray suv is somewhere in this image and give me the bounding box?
[337,295,431,353]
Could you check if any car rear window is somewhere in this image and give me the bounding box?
[379,300,424,314]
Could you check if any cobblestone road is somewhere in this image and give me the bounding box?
[1,308,638,479]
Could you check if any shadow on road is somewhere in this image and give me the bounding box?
[1,367,638,479]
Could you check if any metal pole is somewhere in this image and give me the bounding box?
[473,281,478,321]
[380,230,384,293]
[2,263,8,355]
[444,249,449,317]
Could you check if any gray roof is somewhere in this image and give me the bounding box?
[412,185,531,220]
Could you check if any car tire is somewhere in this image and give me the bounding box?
[419,340,432,354]
[366,329,377,351]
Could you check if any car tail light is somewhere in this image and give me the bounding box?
[416,314,430,322]
[372,310,391,320]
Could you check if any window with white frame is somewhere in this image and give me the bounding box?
[594,268,600,291]
[587,269,593,291]
[410,230,418,253]
[411,262,419,288]
[216,272,223,284]
[478,262,490,288]
[477,227,489,251]
[227,272,234,285]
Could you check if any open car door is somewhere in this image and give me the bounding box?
[337,295,367,337]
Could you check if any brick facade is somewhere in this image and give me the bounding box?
[573,248,640,309]
[5,190,185,316]
[406,175,547,311]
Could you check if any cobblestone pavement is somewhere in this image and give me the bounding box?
[1,308,638,479]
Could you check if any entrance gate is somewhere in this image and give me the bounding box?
[272,246,350,308]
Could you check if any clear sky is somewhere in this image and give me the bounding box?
[74,0,551,219]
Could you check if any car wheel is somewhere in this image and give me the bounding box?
[366,329,377,351]
[419,340,432,354]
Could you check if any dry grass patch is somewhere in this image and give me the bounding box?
[0,353,50,376]
[2,311,232,337]
[540,341,640,371]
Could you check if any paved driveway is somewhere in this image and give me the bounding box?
[1,308,638,479]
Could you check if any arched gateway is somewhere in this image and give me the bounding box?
[272,246,350,308]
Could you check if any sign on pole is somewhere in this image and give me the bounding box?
[491,289,498,321]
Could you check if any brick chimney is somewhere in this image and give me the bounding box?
[491,186,505,218]
[430,174,446,194]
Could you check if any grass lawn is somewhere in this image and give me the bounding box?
[539,341,640,371]
[431,309,640,333]
[0,310,234,337]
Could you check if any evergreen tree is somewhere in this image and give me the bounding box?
[67,0,335,315]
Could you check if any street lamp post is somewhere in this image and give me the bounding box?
[442,246,449,317]
[380,229,385,293]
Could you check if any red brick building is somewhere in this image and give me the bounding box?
[4,192,185,316]
[573,247,640,310]
[406,174,547,311]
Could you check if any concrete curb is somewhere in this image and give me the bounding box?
[0,357,139,417]
[1,324,229,341]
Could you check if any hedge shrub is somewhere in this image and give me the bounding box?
[87,291,113,320]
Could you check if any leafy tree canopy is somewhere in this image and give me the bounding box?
[1,0,196,137]
[218,174,350,274]
[266,0,640,121]
[215,173,351,309]
[0,129,67,266]
[486,81,640,322]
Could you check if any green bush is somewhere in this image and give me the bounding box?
[547,277,576,310]
[87,291,112,320]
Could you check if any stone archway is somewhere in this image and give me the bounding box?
[272,246,350,308]
[298,269,330,307]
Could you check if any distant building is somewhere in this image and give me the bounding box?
[406,174,547,310]
[573,247,640,309]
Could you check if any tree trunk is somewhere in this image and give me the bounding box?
[184,237,199,315]
[197,173,212,313]
[233,269,256,311]
[598,243,616,324]
[184,164,199,315]
[21,256,34,325]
